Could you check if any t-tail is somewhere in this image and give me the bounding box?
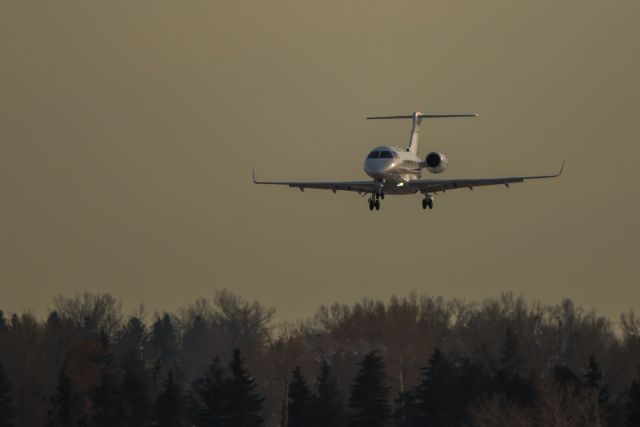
[367,111,478,154]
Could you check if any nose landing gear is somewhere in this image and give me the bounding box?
[422,195,434,210]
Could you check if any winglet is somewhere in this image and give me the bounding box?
[556,160,565,177]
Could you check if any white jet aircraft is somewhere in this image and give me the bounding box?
[253,112,564,211]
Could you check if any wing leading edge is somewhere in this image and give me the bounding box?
[252,169,376,193]
[252,162,564,195]
[408,161,565,193]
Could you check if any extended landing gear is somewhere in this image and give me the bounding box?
[368,192,382,211]
[422,195,434,210]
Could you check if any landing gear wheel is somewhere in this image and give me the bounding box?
[422,195,434,210]
[368,199,374,210]
[375,200,380,210]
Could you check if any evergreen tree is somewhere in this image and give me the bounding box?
[392,391,417,427]
[194,356,227,427]
[151,314,179,364]
[410,349,458,427]
[456,358,492,414]
[282,366,314,427]
[311,359,344,427]
[0,311,7,332]
[348,351,390,427]
[90,333,122,427]
[495,327,533,405]
[156,370,185,427]
[583,355,609,405]
[499,327,523,377]
[627,370,640,427]
[226,348,264,427]
[47,359,85,427]
[0,359,15,427]
[120,348,151,427]
[553,365,582,390]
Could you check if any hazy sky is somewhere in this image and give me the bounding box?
[1,1,639,321]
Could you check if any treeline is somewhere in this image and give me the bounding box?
[0,291,640,426]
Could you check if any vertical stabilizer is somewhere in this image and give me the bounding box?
[408,111,423,155]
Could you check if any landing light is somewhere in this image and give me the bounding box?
[396,182,404,187]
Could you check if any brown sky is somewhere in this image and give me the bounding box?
[1,1,639,321]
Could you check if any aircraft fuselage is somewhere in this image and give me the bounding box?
[363,145,422,194]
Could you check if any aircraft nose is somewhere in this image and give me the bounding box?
[364,159,394,178]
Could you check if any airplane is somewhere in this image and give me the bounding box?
[253,111,564,211]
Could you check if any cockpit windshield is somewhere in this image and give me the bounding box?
[379,151,394,158]
[367,151,380,159]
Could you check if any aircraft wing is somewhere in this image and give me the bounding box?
[408,161,564,194]
[252,170,376,193]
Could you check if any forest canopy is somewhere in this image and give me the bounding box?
[0,291,639,427]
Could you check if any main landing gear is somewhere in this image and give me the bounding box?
[422,195,434,210]
[368,191,383,211]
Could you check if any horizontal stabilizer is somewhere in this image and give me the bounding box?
[367,113,478,120]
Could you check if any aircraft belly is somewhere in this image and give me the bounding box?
[382,170,420,195]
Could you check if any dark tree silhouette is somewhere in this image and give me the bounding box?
[456,358,492,417]
[0,359,15,427]
[498,327,523,377]
[393,391,417,427]
[226,348,264,427]
[0,311,7,332]
[156,370,185,427]
[553,365,582,390]
[120,348,151,427]
[348,351,390,427]
[150,314,179,365]
[583,354,609,405]
[282,366,314,427]
[409,349,459,427]
[312,359,344,427]
[194,356,227,427]
[47,359,84,427]
[90,333,122,427]
[495,327,533,405]
[627,369,640,427]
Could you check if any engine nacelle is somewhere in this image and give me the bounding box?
[424,152,448,174]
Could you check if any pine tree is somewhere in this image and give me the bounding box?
[496,327,533,405]
[311,359,344,427]
[553,365,582,389]
[392,391,417,427]
[348,351,390,427]
[411,349,458,427]
[47,359,85,427]
[120,348,151,427]
[627,370,640,427]
[0,359,15,427]
[90,332,122,427]
[151,314,178,364]
[282,366,314,427]
[583,355,609,405]
[156,370,185,427]
[194,356,227,427]
[499,327,523,377]
[226,348,264,427]
[0,311,7,332]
